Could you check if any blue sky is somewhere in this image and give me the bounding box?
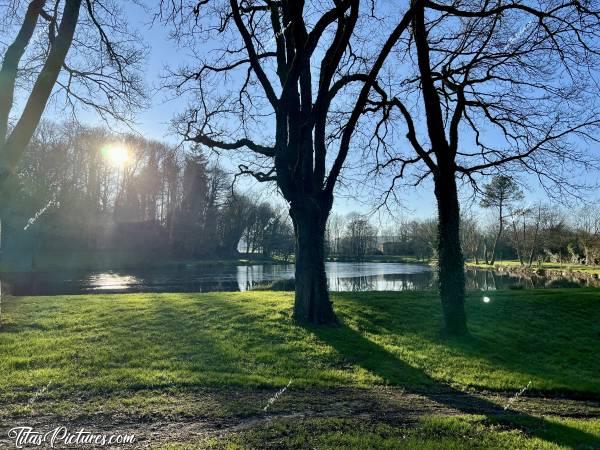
[63,1,597,222]
[103,2,439,219]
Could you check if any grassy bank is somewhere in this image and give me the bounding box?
[467,259,600,276]
[327,255,431,264]
[1,289,599,448]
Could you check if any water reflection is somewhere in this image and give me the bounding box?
[328,273,436,292]
[465,267,599,290]
[0,262,596,296]
[88,273,141,291]
[236,264,295,291]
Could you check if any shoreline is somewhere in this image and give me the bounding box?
[466,261,600,285]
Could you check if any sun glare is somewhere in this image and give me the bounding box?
[102,144,130,168]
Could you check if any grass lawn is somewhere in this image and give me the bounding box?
[1,289,599,448]
[2,289,598,395]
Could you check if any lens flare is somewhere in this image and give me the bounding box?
[102,144,129,168]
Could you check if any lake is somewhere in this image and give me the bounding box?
[0,261,597,296]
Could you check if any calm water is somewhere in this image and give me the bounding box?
[0,262,596,296]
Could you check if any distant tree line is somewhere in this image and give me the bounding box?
[325,179,600,267]
[460,175,600,267]
[0,122,293,265]
[377,206,600,267]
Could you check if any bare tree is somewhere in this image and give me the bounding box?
[480,175,523,265]
[460,214,483,264]
[575,204,600,265]
[162,1,416,323]
[508,206,529,266]
[343,213,376,259]
[367,0,600,335]
[0,0,145,197]
[326,213,346,256]
[412,218,438,260]
[507,202,548,267]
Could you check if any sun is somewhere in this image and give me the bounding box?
[102,144,130,168]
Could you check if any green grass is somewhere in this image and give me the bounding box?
[467,260,600,276]
[2,289,599,449]
[161,415,600,449]
[1,289,598,401]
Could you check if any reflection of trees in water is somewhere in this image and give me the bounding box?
[467,268,536,290]
[465,268,596,290]
[245,265,576,293]
[329,273,436,292]
[1,264,597,296]
[237,265,264,292]
[467,269,498,290]
[236,264,296,291]
[2,267,246,295]
[329,276,375,292]
[1,272,51,295]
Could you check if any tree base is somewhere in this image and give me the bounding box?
[290,201,336,325]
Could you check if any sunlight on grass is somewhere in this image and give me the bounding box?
[0,289,598,403]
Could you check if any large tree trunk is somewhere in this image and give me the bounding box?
[434,171,468,336]
[290,201,335,324]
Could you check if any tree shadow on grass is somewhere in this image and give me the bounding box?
[305,319,599,449]
[335,290,600,399]
[3,293,597,448]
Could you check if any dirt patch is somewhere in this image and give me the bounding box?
[1,387,598,448]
